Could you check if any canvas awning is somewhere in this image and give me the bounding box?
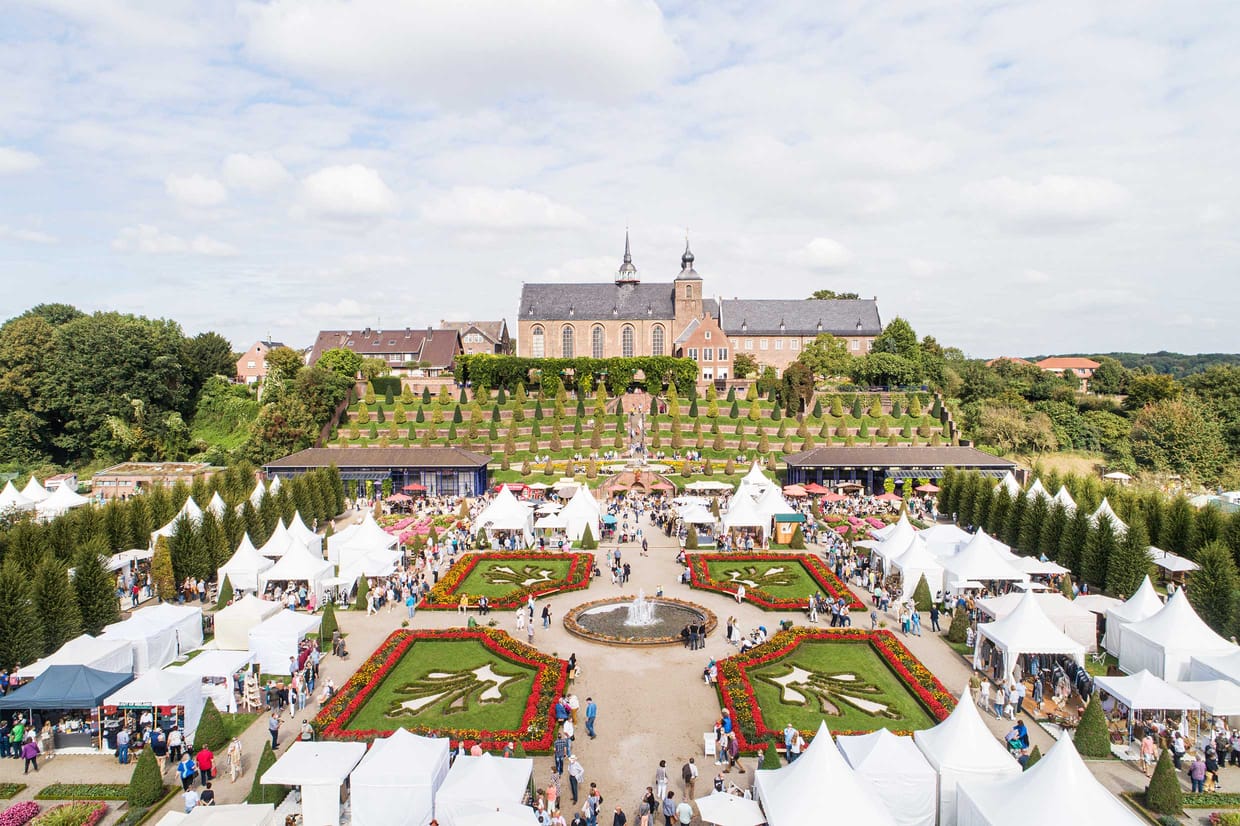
[0,665,132,710]
[1095,670,1200,712]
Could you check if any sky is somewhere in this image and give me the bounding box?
[2,0,1239,358]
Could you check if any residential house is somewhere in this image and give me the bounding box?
[440,320,511,356]
[236,339,285,385]
[307,327,462,376]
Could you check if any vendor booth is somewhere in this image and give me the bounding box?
[755,722,897,826]
[351,729,450,826]
[215,596,284,651]
[836,728,937,826]
[722,492,769,547]
[1103,575,1164,655]
[434,753,535,826]
[217,534,275,593]
[326,512,398,564]
[0,665,133,750]
[891,536,946,602]
[941,530,1027,591]
[977,591,1098,651]
[287,512,322,552]
[101,604,204,673]
[105,668,207,743]
[1118,590,1238,680]
[1094,670,1200,740]
[16,634,134,680]
[1175,680,1240,718]
[261,741,366,826]
[560,485,602,543]
[472,486,535,549]
[956,737,1142,826]
[259,541,334,605]
[151,497,204,546]
[168,649,255,713]
[248,610,323,675]
[973,591,1085,685]
[914,690,1020,826]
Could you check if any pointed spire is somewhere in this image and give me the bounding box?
[616,229,638,282]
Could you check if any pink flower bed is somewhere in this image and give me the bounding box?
[0,802,40,826]
[866,517,885,528]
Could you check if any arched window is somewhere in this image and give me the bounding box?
[592,325,604,359]
[651,324,665,356]
[531,326,545,358]
[561,325,574,358]
[621,325,635,358]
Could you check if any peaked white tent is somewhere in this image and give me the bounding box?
[997,471,1021,498]
[974,591,1085,683]
[1190,650,1240,686]
[101,604,204,673]
[248,610,322,674]
[258,519,300,558]
[1103,575,1164,654]
[168,648,254,713]
[36,483,90,517]
[20,477,49,503]
[261,741,365,826]
[351,730,450,826]
[1118,589,1238,680]
[207,491,228,518]
[892,535,945,600]
[1175,680,1240,716]
[1052,485,1077,512]
[863,512,916,560]
[259,541,333,603]
[152,497,204,545]
[470,486,535,548]
[756,722,897,826]
[286,512,321,550]
[434,753,535,826]
[325,512,396,563]
[918,523,971,547]
[836,729,937,826]
[155,803,275,826]
[1089,497,1127,535]
[1025,478,1050,502]
[337,548,402,588]
[16,634,134,679]
[268,475,282,493]
[956,737,1142,826]
[106,668,206,741]
[754,485,797,522]
[0,481,34,512]
[721,490,769,537]
[678,504,717,525]
[214,595,283,651]
[738,461,777,498]
[218,534,275,593]
[559,484,601,543]
[977,591,1098,651]
[914,690,1020,826]
[941,530,1027,589]
[249,479,267,507]
[1094,670,1200,713]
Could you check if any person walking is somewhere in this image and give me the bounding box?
[568,755,584,804]
[149,727,167,771]
[20,736,38,774]
[168,726,183,763]
[196,744,214,786]
[585,697,597,739]
[930,604,941,632]
[675,797,693,826]
[611,806,626,826]
[178,752,198,790]
[1191,754,1208,793]
[586,784,603,826]
[554,730,570,775]
[660,792,676,826]
[681,757,697,798]
[654,760,668,801]
[116,727,130,764]
[542,605,552,629]
[227,737,243,782]
[268,712,280,749]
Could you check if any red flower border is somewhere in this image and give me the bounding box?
[687,553,864,611]
[715,627,955,752]
[314,628,568,753]
[420,552,594,610]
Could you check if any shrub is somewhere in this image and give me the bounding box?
[318,602,338,645]
[685,525,699,550]
[194,699,228,752]
[1022,745,1041,771]
[353,576,369,611]
[214,575,233,611]
[1073,693,1111,759]
[788,525,805,550]
[1145,749,1182,815]
[579,524,597,550]
[126,749,164,808]
[912,574,932,612]
[761,739,782,770]
[247,743,284,805]
[946,607,969,643]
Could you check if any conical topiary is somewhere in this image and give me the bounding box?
[127,746,165,807]
[685,525,699,550]
[1073,693,1111,758]
[1022,745,1041,771]
[214,575,234,611]
[194,699,228,751]
[912,574,932,612]
[353,576,369,611]
[788,525,805,550]
[1144,748,1182,815]
[318,602,338,646]
[579,523,597,550]
[946,607,969,643]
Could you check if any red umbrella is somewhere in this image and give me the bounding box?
[402,483,427,492]
[783,484,808,498]
[803,483,830,495]
[651,481,674,491]
[915,483,940,493]
[822,491,847,502]
[874,492,903,502]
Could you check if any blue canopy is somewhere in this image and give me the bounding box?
[0,665,133,711]
[601,514,617,524]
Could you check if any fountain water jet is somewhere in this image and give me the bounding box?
[625,589,657,626]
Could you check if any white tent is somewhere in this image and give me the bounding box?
[249,479,267,507]
[207,491,228,518]
[337,549,402,587]
[326,512,397,563]
[1095,670,1200,713]
[443,802,538,826]
[218,534,275,593]
[101,604,204,673]
[1052,485,1077,512]
[722,490,769,534]
[754,485,797,522]
[156,804,275,826]
[1190,650,1240,686]
[20,477,49,503]
[974,591,1085,683]
[1118,589,1238,680]
[892,535,945,601]
[533,512,568,531]
[470,486,535,548]
[36,483,90,517]
[261,741,366,826]
[918,523,971,547]
[259,541,334,602]
[977,592,1098,651]
[351,729,450,826]
[997,471,1021,498]
[956,737,1142,826]
[836,729,937,826]
[215,596,283,651]
[16,634,134,679]
[1150,547,1199,574]
[287,512,321,550]
[1089,497,1127,535]
[755,721,897,826]
[0,481,34,512]
[152,497,205,544]
[1175,680,1240,716]
[1025,478,1050,502]
[559,484,601,543]
[269,475,282,493]
[1014,557,1071,577]
[106,668,206,741]
[434,753,535,826]
[1072,593,1123,617]
[737,461,777,500]
[679,504,718,525]
[941,530,1027,588]
[258,520,300,558]
[1103,575,1163,654]
[914,690,1020,826]
[871,511,915,544]
[168,649,254,713]
[248,610,322,674]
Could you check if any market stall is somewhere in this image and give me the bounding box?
[168,649,255,713]
[1118,590,1238,680]
[1094,669,1200,740]
[0,665,133,750]
[105,669,206,743]
[248,610,322,675]
[977,591,1098,652]
[1103,575,1164,655]
[434,753,535,826]
[258,541,334,605]
[215,596,283,651]
[973,591,1085,685]
[351,729,450,826]
[101,604,204,673]
[16,634,134,680]
[217,534,275,594]
[261,741,366,826]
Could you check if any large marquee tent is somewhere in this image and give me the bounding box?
[36,483,90,518]
[214,596,284,651]
[558,484,602,543]
[0,481,34,512]
[351,729,450,826]
[835,728,936,826]
[941,530,1027,589]
[326,512,398,564]
[101,604,204,673]
[973,591,1085,684]
[434,753,536,826]
[259,541,334,603]
[1118,590,1238,680]
[16,634,134,680]
[0,665,132,712]
[976,591,1098,651]
[470,486,535,548]
[1103,575,1164,654]
[261,741,366,826]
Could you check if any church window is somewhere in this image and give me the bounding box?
[561,325,575,358]
[531,326,545,358]
[592,325,604,358]
[621,325,635,357]
[651,325,665,356]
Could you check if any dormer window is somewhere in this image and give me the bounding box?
[816,321,823,331]
[741,321,747,331]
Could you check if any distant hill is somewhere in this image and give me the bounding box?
[1030,352,1240,379]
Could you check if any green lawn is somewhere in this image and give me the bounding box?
[747,641,936,733]
[346,639,536,733]
[704,558,820,601]
[221,712,259,741]
[456,557,575,599]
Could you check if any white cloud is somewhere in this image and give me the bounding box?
[297,164,398,222]
[222,153,292,193]
[0,147,41,174]
[421,187,586,231]
[111,224,237,256]
[963,175,1131,231]
[907,258,944,277]
[302,297,374,322]
[241,0,680,103]
[1019,268,1051,284]
[791,238,853,271]
[0,225,55,244]
[165,173,229,208]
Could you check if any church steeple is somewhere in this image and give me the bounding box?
[676,235,701,281]
[616,230,639,284]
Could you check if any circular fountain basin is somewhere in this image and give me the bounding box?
[563,596,718,646]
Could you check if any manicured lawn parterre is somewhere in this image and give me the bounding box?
[717,628,955,751]
[422,552,592,609]
[316,628,566,752]
[687,553,864,611]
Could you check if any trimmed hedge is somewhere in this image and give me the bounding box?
[1073,693,1111,759]
[1144,749,1182,815]
[126,749,164,808]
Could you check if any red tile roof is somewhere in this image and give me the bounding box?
[986,357,1033,367]
[1036,357,1100,370]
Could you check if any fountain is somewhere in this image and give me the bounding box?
[626,589,657,626]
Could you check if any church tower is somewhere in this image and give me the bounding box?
[615,231,639,285]
[673,238,703,327]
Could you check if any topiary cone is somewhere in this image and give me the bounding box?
[1144,748,1183,815]
[127,746,165,808]
[1073,693,1112,759]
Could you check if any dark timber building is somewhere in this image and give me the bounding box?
[263,447,490,497]
[784,445,1018,492]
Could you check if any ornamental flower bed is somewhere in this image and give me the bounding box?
[0,802,40,826]
[30,802,106,826]
[421,552,593,609]
[715,627,955,752]
[686,553,864,611]
[315,627,567,753]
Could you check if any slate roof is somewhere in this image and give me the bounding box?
[784,445,1017,469]
[718,298,881,336]
[440,320,508,344]
[520,282,677,321]
[264,447,491,470]
[307,328,461,370]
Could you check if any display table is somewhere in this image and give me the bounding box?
[54,730,96,749]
